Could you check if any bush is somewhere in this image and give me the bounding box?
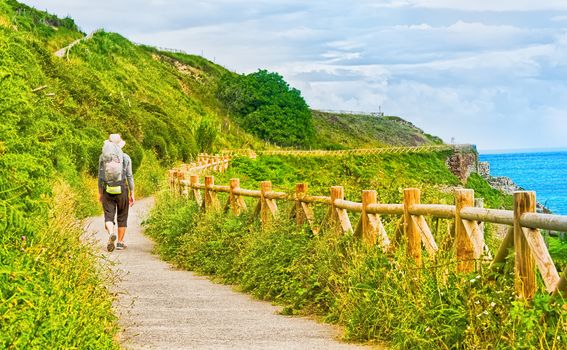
[217,70,315,147]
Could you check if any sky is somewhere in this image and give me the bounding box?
[22,0,567,151]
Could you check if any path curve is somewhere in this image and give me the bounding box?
[85,197,373,350]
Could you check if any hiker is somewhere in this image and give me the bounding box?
[98,134,135,252]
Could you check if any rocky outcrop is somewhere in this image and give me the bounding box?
[485,175,524,195]
[478,161,490,178]
[446,146,478,182]
[479,162,551,214]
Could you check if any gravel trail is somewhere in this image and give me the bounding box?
[85,197,375,350]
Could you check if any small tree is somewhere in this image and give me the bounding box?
[217,69,315,147]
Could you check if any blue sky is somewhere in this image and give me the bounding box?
[23,0,567,151]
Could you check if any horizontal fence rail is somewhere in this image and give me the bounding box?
[169,154,567,300]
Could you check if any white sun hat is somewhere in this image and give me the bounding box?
[109,133,126,149]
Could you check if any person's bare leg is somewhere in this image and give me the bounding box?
[105,221,115,235]
[118,227,126,243]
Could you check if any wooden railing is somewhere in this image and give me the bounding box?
[169,160,567,300]
[169,154,230,196]
[221,144,476,158]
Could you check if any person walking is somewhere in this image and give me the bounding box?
[98,134,135,252]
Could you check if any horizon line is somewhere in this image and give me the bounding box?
[478,146,567,154]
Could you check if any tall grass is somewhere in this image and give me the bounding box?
[0,181,119,349]
[145,191,567,349]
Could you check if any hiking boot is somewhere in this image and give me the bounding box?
[116,242,127,250]
[107,234,117,252]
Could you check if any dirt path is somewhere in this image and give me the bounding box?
[54,32,94,57]
[85,197,373,350]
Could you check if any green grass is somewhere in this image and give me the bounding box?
[216,152,460,205]
[0,182,118,349]
[465,173,513,209]
[312,111,444,149]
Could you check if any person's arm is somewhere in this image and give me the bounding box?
[125,155,135,206]
[97,155,104,202]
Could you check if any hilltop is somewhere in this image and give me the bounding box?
[312,110,443,149]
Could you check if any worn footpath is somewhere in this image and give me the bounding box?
[85,197,373,350]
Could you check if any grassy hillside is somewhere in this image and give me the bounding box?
[312,110,444,149]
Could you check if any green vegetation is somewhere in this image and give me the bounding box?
[146,189,567,349]
[312,111,444,149]
[219,152,459,204]
[0,1,254,347]
[1,181,119,349]
[465,173,514,209]
[217,70,315,147]
[5,1,554,348]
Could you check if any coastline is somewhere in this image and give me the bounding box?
[478,160,552,214]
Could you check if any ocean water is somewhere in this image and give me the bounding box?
[479,151,567,215]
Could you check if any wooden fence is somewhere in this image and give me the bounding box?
[169,157,567,300]
[221,144,476,158]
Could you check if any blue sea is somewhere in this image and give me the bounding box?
[479,151,567,215]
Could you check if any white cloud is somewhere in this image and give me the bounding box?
[373,0,567,11]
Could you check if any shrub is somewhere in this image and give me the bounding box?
[217,70,315,147]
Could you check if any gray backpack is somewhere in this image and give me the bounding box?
[102,140,124,193]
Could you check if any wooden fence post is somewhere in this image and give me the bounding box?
[292,183,318,233]
[361,190,377,246]
[178,171,187,196]
[190,175,202,206]
[225,156,230,171]
[204,176,219,211]
[295,183,308,225]
[330,186,343,224]
[404,188,421,264]
[227,178,246,215]
[260,181,277,227]
[455,189,476,272]
[214,155,220,172]
[330,186,352,233]
[514,191,536,300]
[359,190,391,248]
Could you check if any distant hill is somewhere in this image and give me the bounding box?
[312,110,443,149]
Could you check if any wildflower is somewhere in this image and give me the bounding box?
[490,302,496,308]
